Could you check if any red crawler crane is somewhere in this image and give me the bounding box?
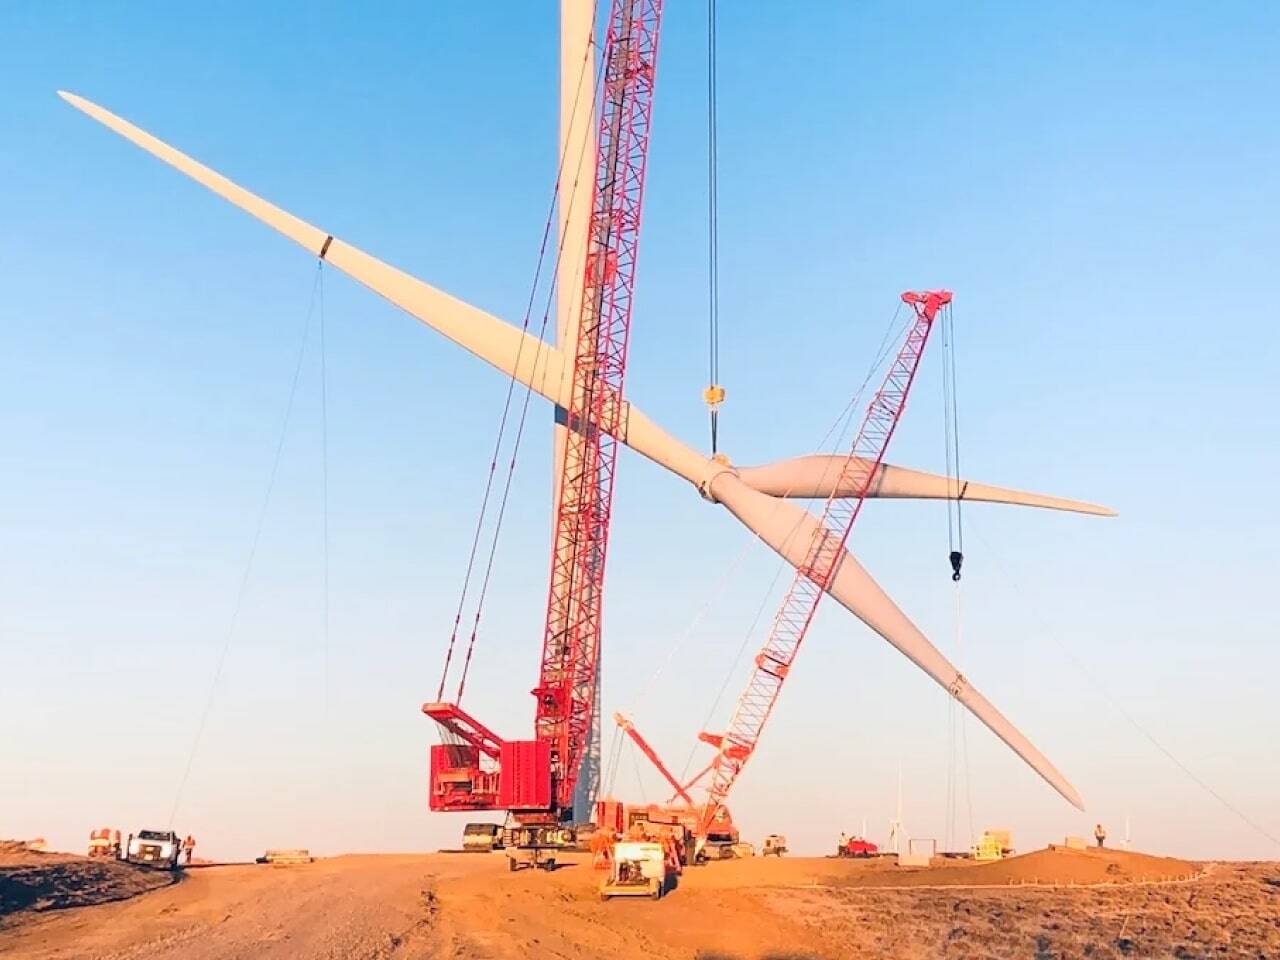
[696,290,950,835]
[423,0,665,860]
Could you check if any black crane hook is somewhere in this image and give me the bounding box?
[949,550,964,582]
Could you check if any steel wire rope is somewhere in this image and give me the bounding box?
[706,0,721,454]
[319,268,330,727]
[436,20,603,701]
[604,723,626,796]
[938,303,973,848]
[452,34,609,703]
[168,262,324,827]
[630,738,649,805]
[941,303,964,572]
[968,519,1280,853]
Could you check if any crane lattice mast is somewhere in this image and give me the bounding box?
[538,0,664,813]
[699,290,951,832]
[419,0,665,829]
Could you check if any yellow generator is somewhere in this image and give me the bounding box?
[972,833,1002,861]
[972,828,1014,861]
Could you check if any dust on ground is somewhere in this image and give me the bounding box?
[0,845,1276,959]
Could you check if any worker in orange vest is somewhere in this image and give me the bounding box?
[658,828,681,875]
[589,828,616,870]
[182,835,196,865]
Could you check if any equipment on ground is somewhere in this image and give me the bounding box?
[599,841,670,901]
[762,834,787,857]
[972,833,1001,861]
[126,830,181,870]
[898,838,936,867]
[839,836,879,858]
[461,823,503,853]
[256,849,314,865]
[971,828,1013,861]
[87,828,121,859]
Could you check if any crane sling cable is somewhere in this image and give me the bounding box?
[319,266,331,723]
[170,262,326,826]
[698,291,949,835]
[942,299,965,581]
[939,302,973,848]
[451,44,608,704]
[703,0,724,452]
[434,19,603,703]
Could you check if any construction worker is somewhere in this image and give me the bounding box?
[182,834,196,865]
[126,833,134,860]
[1094,823,1106,848]
[589,828,616,870]
[838,831,848,856]
[659,828,680,875]
[112,829,122,859]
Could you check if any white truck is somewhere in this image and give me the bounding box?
[126,829,181,870]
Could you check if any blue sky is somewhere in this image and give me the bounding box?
[2,2,1278,861]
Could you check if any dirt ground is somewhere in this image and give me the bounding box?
[0,842,174,915]
[1,846,1276,960]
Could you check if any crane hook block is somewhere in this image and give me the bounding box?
[949,550,964,582]
[703,384,726,409]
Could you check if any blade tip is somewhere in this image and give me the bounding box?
[57,90,90,112]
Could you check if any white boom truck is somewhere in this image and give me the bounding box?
[126,829,181,870]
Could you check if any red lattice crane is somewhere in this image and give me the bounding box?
[422,0,665,849]
[695,290,950,834]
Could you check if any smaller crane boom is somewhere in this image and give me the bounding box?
[613,712,694,805]
[699,290,950,832]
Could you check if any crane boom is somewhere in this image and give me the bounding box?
[699,290,950,832]
[537,0,663,815]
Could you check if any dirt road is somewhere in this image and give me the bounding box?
[2,850,1277,959]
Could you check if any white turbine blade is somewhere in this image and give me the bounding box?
[738,455,1115,517]
[709,470,1085,810]
[59,90,725,498]
[57,91,571,407]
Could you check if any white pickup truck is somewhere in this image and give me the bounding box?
[126,829,181,869]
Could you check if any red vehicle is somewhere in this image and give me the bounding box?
[839,836,879,858]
